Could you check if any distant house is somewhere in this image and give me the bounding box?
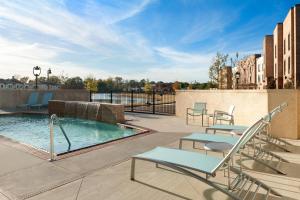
[0,78,25,89]
[0,77,61,90]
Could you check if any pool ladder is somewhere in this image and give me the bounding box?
[49,114,71,161]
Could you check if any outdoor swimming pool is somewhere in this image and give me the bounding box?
[0,114,137,154]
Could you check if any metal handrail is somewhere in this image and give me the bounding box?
[49,114,71,161]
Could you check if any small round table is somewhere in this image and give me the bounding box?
[204,142,234,157]
[230,129,244,136]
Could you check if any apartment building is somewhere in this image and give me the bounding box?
[256,56,264,89]
[263,35,274,88]
[273,23,284,89]
[282,5,300,88]
[218,66,233,89]
[236,54,261,88]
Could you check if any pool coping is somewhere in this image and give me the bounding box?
[0,112,152,161]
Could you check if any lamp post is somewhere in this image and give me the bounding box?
[33,66,41,89]
[235,71,240,89]
[47,68,52,90]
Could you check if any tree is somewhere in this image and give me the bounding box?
[172,81,181,91]
[84,76,98,92]
[62,77,85,89]
[208,52,228,87]
[48,76,61,85]
[144,81,152,94]
[19,76,29,83]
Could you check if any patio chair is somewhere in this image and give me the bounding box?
[131,118,282,200]
[204,103,291,152]
[30,92,53,109]
[16,92,39,110]
[186,102,207,126]
[213,105,235,125]
[179,102,289,174]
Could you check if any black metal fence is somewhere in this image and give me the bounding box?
[90,91,175,115]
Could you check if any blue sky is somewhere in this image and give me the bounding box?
[0,0,298,82]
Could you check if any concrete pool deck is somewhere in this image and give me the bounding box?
[0,113,299,199]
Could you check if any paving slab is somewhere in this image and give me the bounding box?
[0,145,43,176]
[0,162,81,200]
[27,179,82,200]
[54,131,189,175]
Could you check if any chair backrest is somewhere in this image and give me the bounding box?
[228,105,235,115]
[28,92,39,105]
[42,92,53,105]
[194,102,206,113]
[263,102,287,122]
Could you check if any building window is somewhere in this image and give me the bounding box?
[288,56,290,74]
[275,45,277,58]
[275,63,277,76]
[284,60,286,74]
[258,75,261,83]
[284,39,286,54]
[288,33,290,50]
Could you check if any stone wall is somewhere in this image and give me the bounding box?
[176,89,300,139]
[0,89,90,109]
[48,100,125,124]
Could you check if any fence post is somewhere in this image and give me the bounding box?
[152,89,155,114]
[131,90,134,112]
[89,90,92,102]
[110,90,113,104]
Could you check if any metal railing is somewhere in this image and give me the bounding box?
[49,114,71,161]
[91,90,176,115]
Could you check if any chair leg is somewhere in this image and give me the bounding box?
[130,158,136,180]
[179,139,183,149]
[193,141,196,149]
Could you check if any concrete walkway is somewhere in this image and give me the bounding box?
[0,113,299,200]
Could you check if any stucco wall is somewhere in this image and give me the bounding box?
[0,89,90,109]
[176,89,300,139]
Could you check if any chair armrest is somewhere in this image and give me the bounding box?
[187,108,207,114]
[214,110,228,116]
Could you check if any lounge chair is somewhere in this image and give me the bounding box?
[205,102,287,134]
[30,92,53,109]
[213,105,235,125]
[131,118,282,200]
[204,103,292,153]
[186,102,207,126]
[180,102,289,174]
[16,92,39,109]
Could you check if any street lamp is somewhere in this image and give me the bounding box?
[33,66,41,89]
[235,71,240,89]
[47,68,52,90]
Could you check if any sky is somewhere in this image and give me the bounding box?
[0,0,299,82]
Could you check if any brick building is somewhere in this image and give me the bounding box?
[218,66,233,89]
[262,35,274,88]
[236,54,261,88]
[273,23,284,89]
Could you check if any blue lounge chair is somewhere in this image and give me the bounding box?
[205,102,287,134]
[180,102,289,174]
[30,92,53,109]
[17,92,39,109]
[131,118,282,200]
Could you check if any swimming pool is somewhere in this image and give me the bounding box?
[0,114,138,154]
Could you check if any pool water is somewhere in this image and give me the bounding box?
[0,114,136,153]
